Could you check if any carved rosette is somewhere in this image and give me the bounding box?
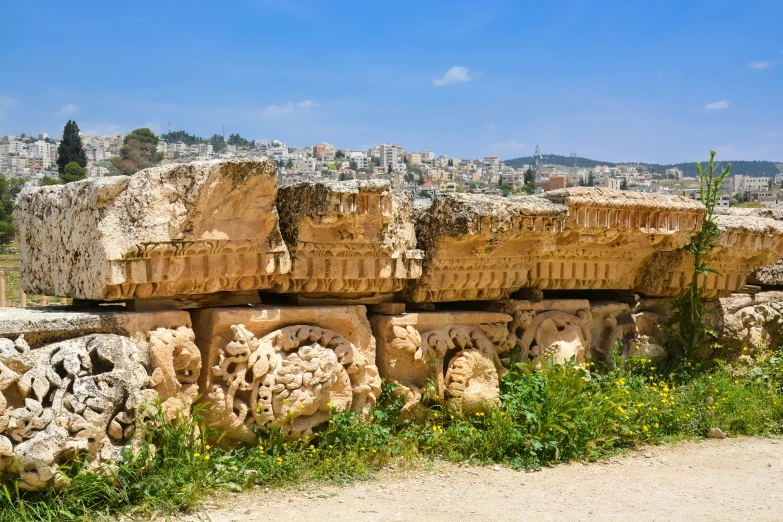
[389,323,514,412]
[209,324,381,440]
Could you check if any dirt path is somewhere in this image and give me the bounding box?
[177,437,783,522]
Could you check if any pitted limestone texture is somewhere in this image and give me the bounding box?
[192,305,380,441]
[14,158,290,301]
[274,180,422,299]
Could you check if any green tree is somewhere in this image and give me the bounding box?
[0,175,25,244]
[56,120,87,173]
[161,130,204,146]
[524,168,535,186]
[587,173,595,186]
[60,161,86,183]
[672,150,731,359]
[227,133,251,148]
[620,178,628,190]
[335,150,345,159]
[387,163,393,175]
[210,134,227,152]
[349,160,358,171]
[111,128,163,176]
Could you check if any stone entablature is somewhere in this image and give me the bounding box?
[14,159,290,301]
[273,180,422,299]
[405,193,567,302]
[541,188,706,292]
[637,214,783,297]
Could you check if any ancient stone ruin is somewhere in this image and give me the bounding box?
[6,157,783,488]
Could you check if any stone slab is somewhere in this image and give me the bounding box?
[191,305,380,440]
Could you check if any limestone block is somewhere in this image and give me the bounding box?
[502,300,593,366]
[719,208,783,286]
[371,311,514,413]
[704,291,783,355]
[0,309,201,489]
[274,180,422,299]
[14,158,290,301]
[637,215,783,297]
[542,188,705,291]
[405,193,567,302]
[191,305,380,440]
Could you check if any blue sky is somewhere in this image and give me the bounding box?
[1,0,781,163]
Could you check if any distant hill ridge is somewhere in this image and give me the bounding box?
[503,154,782,178]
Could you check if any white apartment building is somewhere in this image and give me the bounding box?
[198,143,213,155]
[419,150,434,162]
[596,177,621,190]
[379,143,398,168]
[87,166,109,178]
[483,156,500,171]
[352,156,369,169]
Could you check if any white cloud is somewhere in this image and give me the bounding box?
[58,103,79,116]
[486,123,496,130]
[705,100,729,111]
[748,61,772,69]
[490,140,528,152]
[434,66,473,86]
[263,100,318,115]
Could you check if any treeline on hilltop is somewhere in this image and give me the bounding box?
[160,130,254,150]
[504,155,782,177]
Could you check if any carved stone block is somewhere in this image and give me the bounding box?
[14,158,291,301]
[637,215,783,297]
[371,311,514,413]
[502,300,593,366]
[191,305,380,440]
[274,180,422,299]
[588,301,633,365]
[542,188,705,291]
[0,309,201,489]
[405,193,567,302]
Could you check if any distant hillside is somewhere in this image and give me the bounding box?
[504,155,782,177]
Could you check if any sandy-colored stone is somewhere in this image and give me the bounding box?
[589,301,633,365]
[501,299,592,366]
[371,311,514,413]
[274,180,422,299]
[718,208,783,286]
[637,214,783,297]
[0,309,201,489]
[191,305,380,440]
[405,193,566,302]
[704,291,783,355]
[543,188,705,292]
[14,158,290,301]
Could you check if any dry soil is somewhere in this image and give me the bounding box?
[175,437,783,522]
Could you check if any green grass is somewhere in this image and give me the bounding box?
[2,350,783,521]
[0,246,68,307]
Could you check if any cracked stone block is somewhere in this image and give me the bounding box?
[14,158,290,301]
[274,180,422,300]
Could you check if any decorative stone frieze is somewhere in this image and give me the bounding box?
[502,300,593,366]
[371,311,515,413]
[637,215,783,297]
[718,208,783,287]
[0,309,200,490]
[542,188,705,291]
[14,159,291,301]
[405,193,567,302]
[588,301,633,365]
[705,291,783,355]
[191,305,380,440]
[274,180,422,299]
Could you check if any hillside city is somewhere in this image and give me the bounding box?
[2,127,783,207]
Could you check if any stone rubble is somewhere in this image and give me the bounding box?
[6,158,783,488]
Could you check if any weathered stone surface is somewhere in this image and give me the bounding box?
[704,291,783,355]
[501,300,592,366]
[0,309,201,489]
[405,193,566,302]
[14,158,290,301]
[719,208,783,286]
[371,311,514,413]
[637,214,783,297]
[589,301,633,365]
[191,305,380,440]
[543,188,705,292]
[274,180,422,299]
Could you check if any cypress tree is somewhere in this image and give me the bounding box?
[56,120,87,173]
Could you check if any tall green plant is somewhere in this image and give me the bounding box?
[673,150,731,357]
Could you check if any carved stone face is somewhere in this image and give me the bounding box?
[210,324,363,439]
